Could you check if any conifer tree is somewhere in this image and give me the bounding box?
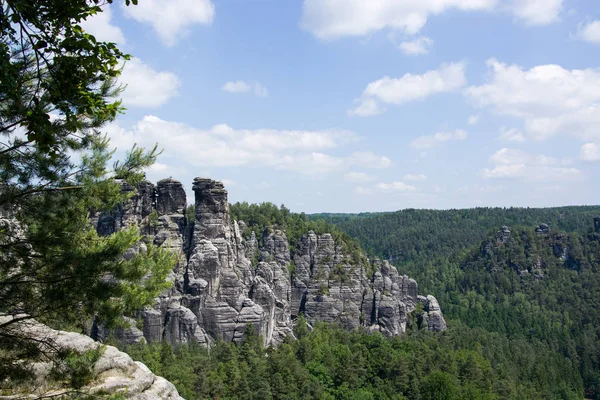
[0,0,175,380]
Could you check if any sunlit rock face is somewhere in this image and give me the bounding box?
[92,178,446,347]
[1,315,184,399]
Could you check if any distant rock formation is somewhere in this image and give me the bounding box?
[0,315,182,399]
[92,178,446,347]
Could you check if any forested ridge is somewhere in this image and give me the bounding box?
[116,204,600,399]
[2,0,599,397]
[311,207,600,398]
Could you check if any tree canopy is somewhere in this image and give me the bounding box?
[0,0,175,386]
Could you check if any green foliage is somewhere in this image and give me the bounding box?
[230,202,366,264]
[0,0,175,329]
[0,0,176,392]
[51,346,105,389]
[321,208,600,398]
[147,208,159,227]
[124,321,581,400]
[185,204,195,224]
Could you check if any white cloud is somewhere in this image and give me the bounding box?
[410,129,468,149]
[145,162,188,182]
[277,153,346,174]
[81,5,125,44]
[467,115,479,125]
[508,0,562,26]
[375,181,417,192]
[348,152,392,168]
[105,116,389,175]
[119,59,181,108]
[300,0,562,40]
[122,0,215,46]
[399,36,433,55]
[497,127,526,142]
[348,98,385,117]
[466,59,600,141]
[578,20,600,45]
[483,148,579,181]
[580,143,600,161]
[403,174,427,181]
[344,172,377,182]
[222,80,268,97]
[350,62,466,117]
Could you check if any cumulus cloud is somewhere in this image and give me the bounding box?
[410,130,467,149]
[466,59,600,141]
[119,59,181,108]
[81,5,125,44]
[348,98,385,117]
[104,116,389,175]
[145,162,188,182]
[349,62,466,117]
[348,152,392,168]
[580,143,600,161]
[403,174,427,181]
[578,20,600,45]
[508,0,562,26]
[375,181,417,192]
[222,80,269,97]
[399,36,433,55]
[300,0,562,40]
[483,148,579,181]
[497,127,526,142]
[122,0,215,46]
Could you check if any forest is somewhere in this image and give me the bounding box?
[2,1,600,399]
[122,204,600,399]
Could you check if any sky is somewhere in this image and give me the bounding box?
[83,0,600,213]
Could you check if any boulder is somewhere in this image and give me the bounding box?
[0,315,183,399]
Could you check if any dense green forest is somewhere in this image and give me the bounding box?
[8,0,599,399]
[312,207,600,398]
[118,205,600,399]
[230,202,365,262]
[125,317,582,400]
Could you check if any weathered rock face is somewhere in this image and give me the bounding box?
[93,178,446,347]
[0,315,183,399]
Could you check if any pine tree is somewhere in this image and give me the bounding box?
[0,0,175,385]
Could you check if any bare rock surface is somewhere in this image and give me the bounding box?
[93,178,447,346]
[0,315,183,399]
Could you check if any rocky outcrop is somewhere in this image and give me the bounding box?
[93,178,446,347]
[535,223,550,235]
[0,315,183,399]
[418,295,448,331]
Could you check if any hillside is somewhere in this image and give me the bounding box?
[316,207,600,398]
[91,178,446,347]
[123,206,600,399]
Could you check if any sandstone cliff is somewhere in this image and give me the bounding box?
[93,178,446,346]
[0,315,183,399]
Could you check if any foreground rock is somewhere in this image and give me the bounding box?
[0,315,183,399]
[93,178,446,347]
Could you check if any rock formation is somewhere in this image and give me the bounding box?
[0,315,183,399]
[93,178,446,346]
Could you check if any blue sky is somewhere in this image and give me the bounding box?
[84,0,600,213]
